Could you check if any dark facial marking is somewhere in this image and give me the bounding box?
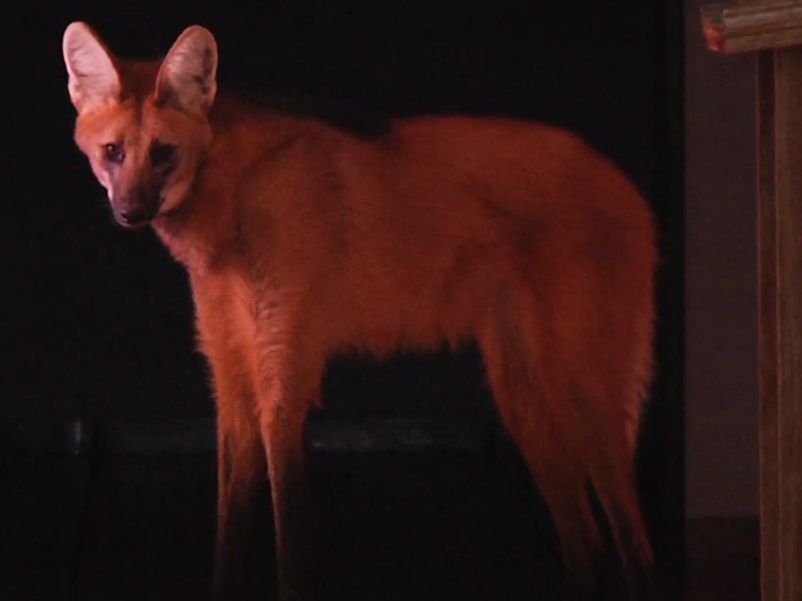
[149,141,176,167]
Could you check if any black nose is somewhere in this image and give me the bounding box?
[119,208,148,226]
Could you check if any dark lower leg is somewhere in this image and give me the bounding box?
[263,410,322,601]
[213,430,270,601]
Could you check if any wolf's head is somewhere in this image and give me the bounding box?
[62,23,218,229]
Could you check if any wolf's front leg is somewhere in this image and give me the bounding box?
[256,340,326,601]
[213,400,271,601]
[197,345,269,600]
[191,273,272,601]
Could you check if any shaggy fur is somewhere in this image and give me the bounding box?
[63,22,658,600]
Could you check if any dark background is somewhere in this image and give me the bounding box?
[3,0,685,597]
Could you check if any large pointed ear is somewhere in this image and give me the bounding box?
[155,26,218,117]
[62,22,121,113]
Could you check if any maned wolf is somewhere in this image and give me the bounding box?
[62,21,658,600]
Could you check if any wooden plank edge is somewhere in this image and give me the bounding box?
[702,1,802,53]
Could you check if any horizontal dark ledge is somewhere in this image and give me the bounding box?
[3,416,496,456]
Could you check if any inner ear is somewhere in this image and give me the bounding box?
[155,26,218,117]
[62,22,121,112]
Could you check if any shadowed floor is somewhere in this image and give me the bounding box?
[0,451,757,601]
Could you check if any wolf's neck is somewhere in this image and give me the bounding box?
[150,95,301,276]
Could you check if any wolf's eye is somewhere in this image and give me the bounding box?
[103,143,125,164]
[150,142,176,166]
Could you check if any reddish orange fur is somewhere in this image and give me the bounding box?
[63,22,658,600]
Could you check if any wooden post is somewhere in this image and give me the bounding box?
[701,3,802,601]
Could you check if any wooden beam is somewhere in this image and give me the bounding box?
[701,3,802,599]
[757,49,780,601]
[756,47,802,601]
[702,1,802,53]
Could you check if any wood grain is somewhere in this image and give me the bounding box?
[702,1,802,53]
[701,8,802,598]
[773,47,802,601]
[757,49,780,601]
[756,46,802,601]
